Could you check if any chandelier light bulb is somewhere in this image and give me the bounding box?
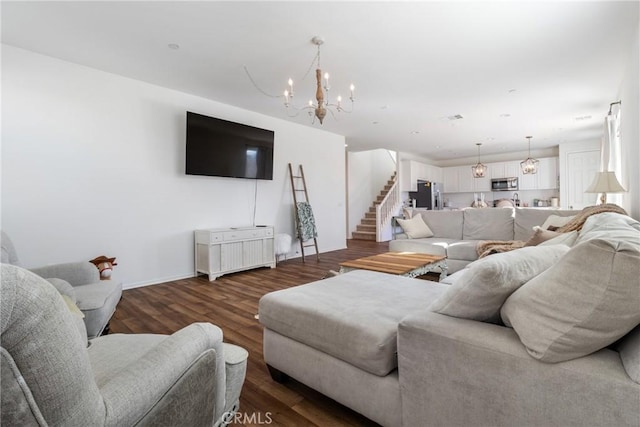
[308,100,313,107]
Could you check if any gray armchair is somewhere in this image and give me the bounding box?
[1,231,121,338]
[1,264,247,426]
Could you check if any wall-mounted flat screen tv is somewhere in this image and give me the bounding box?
[185,112,274,180]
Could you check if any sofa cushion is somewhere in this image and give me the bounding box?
[74,281,122,338]
[524,228,562,246]
[396,215,434,239]
[538,230,579,247]
[574,212,640,245]
[463,208,514,241]
[416,210,464,239]
[501,237,640,362]
[513,208,579,241]
[446,240,482,261]
[615,325,640,384]
[540,214,575,231]
[430,245,569,323]
[389,238,457,257]
[259,270,447,376]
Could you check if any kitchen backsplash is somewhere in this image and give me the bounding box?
[443,189,560,209]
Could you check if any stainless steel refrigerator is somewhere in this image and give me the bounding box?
[409,180,443,210]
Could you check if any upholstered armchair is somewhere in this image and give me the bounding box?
[1,264,247,426]
[0,231,121,338]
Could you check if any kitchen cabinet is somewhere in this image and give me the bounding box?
[400,160,443,191]
[442,157,557,193]
[536,157,559,189]
[443,167,459,193]
[518,157,558,190]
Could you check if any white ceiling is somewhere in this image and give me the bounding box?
[2,1,638,161]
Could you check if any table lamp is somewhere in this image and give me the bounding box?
[585,171,626,204]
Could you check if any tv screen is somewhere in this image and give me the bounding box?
[185,112,274,180]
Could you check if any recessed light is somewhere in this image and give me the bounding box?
[508,89,517,94]
[447,114,464,121]
[380,105,388,110]
[574,115,592,121]
[500,113,511,118]
[410,131,420,135]
[168,43,180,50]
[372,121,379,125]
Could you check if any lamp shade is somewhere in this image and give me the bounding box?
[585,171,626,193]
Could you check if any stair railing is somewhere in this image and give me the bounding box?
[375,177,401,242]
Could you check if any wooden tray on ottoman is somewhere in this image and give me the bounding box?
[339,251,447,281]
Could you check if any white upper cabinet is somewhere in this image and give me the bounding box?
[536,157,559,189]
[505,161,521,179]
[444,165,490,193]
[457,166,475,193]
[517,157,558,190]
[400,160,443,192]
[443,167,459,193]
[442,157,558,193]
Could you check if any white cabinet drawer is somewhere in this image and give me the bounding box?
[195,231,223,244]
[223,229,265,241]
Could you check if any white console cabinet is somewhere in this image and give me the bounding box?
[195,226,276,281]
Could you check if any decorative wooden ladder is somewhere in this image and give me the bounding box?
[288,163,320,262]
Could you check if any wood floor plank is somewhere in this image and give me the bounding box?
[109,240,389,426]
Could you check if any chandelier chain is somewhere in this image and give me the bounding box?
[243,65,281,98]
[299,50,320,83]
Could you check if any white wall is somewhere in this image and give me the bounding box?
[1,45,346,288]
[346,149,396,236]
[617,23,639,220]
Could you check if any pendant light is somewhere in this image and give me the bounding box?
[471,143,487,178]
[520,136,539,174]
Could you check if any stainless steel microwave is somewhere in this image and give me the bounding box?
[491,177,518,191]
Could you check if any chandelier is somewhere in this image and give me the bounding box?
[282,36,355,124]
[471,143,487,178]
[520,136,539,174]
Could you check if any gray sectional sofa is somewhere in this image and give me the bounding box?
[259,211,640,426]
[390,207,579,273]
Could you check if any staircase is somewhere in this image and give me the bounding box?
[352,172,397,241]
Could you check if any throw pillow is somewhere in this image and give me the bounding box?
[429,245,570,323]
[540,214,574,231]
[574,212,640,246]
[501,238,640,363]
[396,215,434,239]
[538,230,579,247]
[524,227,562,246]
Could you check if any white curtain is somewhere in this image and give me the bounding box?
[599,104,623,205]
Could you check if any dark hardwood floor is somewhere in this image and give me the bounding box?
[109,240,392,426]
